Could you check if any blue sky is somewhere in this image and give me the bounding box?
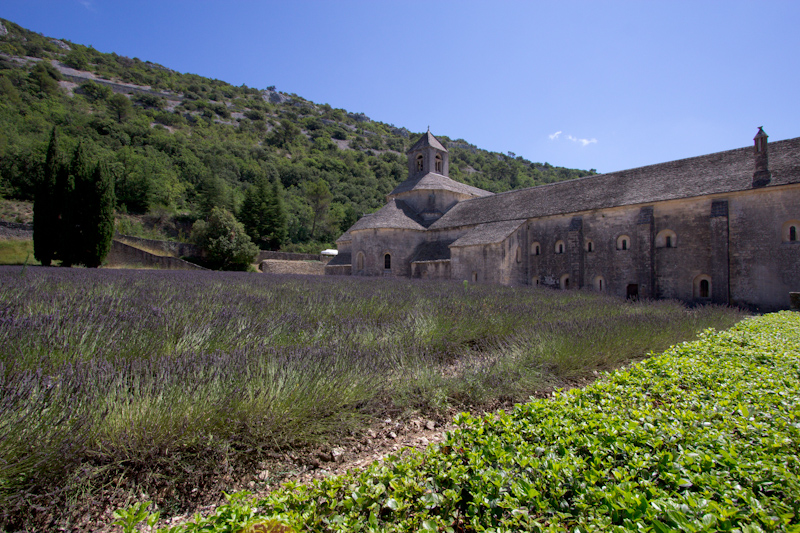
[2,0,799,174]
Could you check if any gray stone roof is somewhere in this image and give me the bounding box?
[450,220,526,247]
[410,240,452,263]
[326,251,351,267]
[335,231,352,244]
[389,172,494,198]
[407,130,447,153]
[348,199,426,232]
[431,137,800,230]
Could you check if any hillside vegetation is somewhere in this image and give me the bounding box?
[0,18,595,251]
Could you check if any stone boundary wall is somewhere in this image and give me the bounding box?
[105,241,206,270]
[115,234,202,258]
[256,250,320,262]
[325,264,353,276]
[259,259,325,275]
[0,221,33,240]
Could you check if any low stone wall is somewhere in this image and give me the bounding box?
[105,241,206,270]
[256,250,320,262]
[115,234,202,258]
[259,259,325,275]
[325,264,353,276]
[0,221,33,240]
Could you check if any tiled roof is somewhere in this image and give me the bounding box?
[431,137,800,230]
[335,231,352,243]
[389,172,493,198]
[407,130,447,153]
[326,251,351,266]
[348,199,426,232]
[410,240,452,262]
[449,220,526,247]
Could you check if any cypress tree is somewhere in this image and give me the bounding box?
[81,164,115,268]
[263,179,287,250]
[33,128,59,266]
[58,143,91,267]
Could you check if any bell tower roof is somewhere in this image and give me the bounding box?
[407,129,447,154]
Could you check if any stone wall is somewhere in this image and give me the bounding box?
[0,221,33,240]
[104,241,206,270]
[259,259,325,275]
[115,234,202,258]
[256,250,320,262]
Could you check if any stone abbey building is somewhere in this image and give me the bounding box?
[326,128,800,311]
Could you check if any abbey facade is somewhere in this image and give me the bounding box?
[326,128,800,311]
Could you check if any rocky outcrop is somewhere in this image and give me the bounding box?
[49,39,71,51]
[0,22,7,37]
[262,89,291,105]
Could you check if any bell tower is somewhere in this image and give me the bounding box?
[407,128,449,178]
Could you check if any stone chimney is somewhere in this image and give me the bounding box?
[752,127,771,188]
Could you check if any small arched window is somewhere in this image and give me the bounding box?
[560,274,570,290]
[783,221,800,242]
[471,271,478,283]
[593,276,605,292]
[693,274,712,299]
[656,229,677,249]
[515,246,522,263]
[416,155,424,172]
[555,240,565,254]
[585,240,594,253]
[356,251,365,272]
[531,242,541,256]
[384,253,391,270]
[617,235,630,251]
[434,154,443,173]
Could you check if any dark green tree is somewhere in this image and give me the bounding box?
[74,164,115,267]
[191,207,258,270]
[306,178,332,240]
[33,128,60,266]
[108,93,132,123]
[269,119,300,149]
[239,177,287,251]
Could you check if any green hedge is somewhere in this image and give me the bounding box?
[154,312,800,532]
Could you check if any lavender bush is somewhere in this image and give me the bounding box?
[0,266,743,529]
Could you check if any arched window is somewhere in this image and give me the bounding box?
[593,276,605,292]
[515,246,522,263]
[560,274,570,290]
[693,275,712,299]
[416,155,424,172]
[555,240,565,254]
[356,252,365,272]
[531,242,541,256]
[471,271,478,283]
[783,221,800,242]
[585,240,594,253]
[384,253,391,270]
[617,235,630,251]
[435,154,443,173]
[656,229,677,248]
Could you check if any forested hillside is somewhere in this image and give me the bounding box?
[0,18,595,251]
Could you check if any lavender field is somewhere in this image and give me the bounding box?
[0,266,744,529]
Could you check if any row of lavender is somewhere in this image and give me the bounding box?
[0,266,743,529]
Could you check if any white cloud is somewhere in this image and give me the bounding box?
[78,0,95,11]
[567,135,597,147]
[548,131,562,140]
